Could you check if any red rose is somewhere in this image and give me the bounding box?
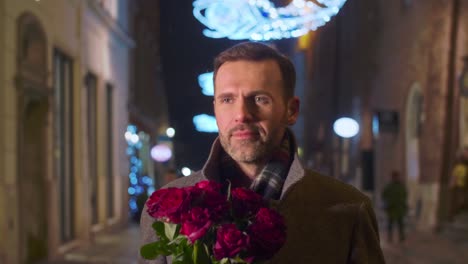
[180,207,213,243]
[247,208,286,260]
[213,224,249,260]
[201,190,229,220]
[187,181,228,221]
[146,188,188,223]
[195,180,222,192]
[231,188,265,218]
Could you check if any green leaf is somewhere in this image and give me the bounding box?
[192,240,211,264]
[140,241,164,260]
[203,243,211,260]
[153,221,168,241]
[192,241,199,264]
[232,256,249,263]
[220,258,230,264]
[164,222,179,240]
[173,254,192,264]
[168,235,186,246]
[172,239,194,264]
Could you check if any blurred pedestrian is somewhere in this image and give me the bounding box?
[382,171,407,243]
[449,147,468,220]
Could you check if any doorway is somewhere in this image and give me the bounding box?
[16,13,50,263]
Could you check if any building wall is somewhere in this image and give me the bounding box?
[0,1,7,263]
[370,0,453,229]
[81,0,132,230]
[456,1,468,149]
[306,0,464,230]
[0,0,133,263]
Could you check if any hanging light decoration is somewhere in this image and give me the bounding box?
[193,0,347,41]
[125,125,155,218]
[193,114,219,133]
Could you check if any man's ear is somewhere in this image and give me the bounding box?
[287,96,300,125]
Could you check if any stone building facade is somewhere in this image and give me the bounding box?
[303,0,468,230]
[0,0,134,263]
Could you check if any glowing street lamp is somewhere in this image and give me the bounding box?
[166,127,176,138]
[332,117,359,181]
[181,167,192,177]
[333,117,360,138]
[150,144,173,163]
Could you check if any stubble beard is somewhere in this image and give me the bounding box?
[219,133,274,164]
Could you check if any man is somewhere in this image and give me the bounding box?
[382,171,407,243]
[140,42,385,263]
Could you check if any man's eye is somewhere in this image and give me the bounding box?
[255,96,270,104]
[220,97,233,104]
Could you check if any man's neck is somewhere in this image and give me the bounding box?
[239,162,265,180]
[229,162,265,188]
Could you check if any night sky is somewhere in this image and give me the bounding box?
[160,1,237,170]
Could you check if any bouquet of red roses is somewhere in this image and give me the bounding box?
[140,180,286,264]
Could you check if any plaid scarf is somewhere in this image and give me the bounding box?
[220,131,293,200]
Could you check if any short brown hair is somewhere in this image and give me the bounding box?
[213,42,296,99]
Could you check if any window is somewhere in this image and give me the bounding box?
[106,83,114,218]
[85,72,99,225]
[53,49,75,242]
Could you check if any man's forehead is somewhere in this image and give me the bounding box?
[215,60,282,82]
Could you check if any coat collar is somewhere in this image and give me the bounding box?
[200,130,306,200]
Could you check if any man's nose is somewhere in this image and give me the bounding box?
[234,100,254,123]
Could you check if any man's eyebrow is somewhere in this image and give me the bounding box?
[248,90,273,97]
[215,90,273,99]
[215,92,235,99]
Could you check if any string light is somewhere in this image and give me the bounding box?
[193,0,347,40]
[125,125,154,217]
[198,72,214,96]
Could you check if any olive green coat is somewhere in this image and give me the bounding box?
[140,138,385,264]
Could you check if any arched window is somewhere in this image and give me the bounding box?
[405,82,423,182]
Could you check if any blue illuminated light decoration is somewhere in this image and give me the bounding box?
[125,125,154,218]
[333,117,359,138]
[372,114,379,138]
[198,72,214,96]
[193,0,347,41]
[193,114,218,133]
[194,72,218,133]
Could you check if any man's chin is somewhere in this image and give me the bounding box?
[231,154,261,164]
[229,148,265,164]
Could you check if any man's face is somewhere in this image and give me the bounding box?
[214,59,299,164]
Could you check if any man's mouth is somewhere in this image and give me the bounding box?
[231,130,259,140]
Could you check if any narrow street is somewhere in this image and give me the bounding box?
[42,210,468,264]
[379,209,468,264]
[381,230,468,264]
[41,223,140,264]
